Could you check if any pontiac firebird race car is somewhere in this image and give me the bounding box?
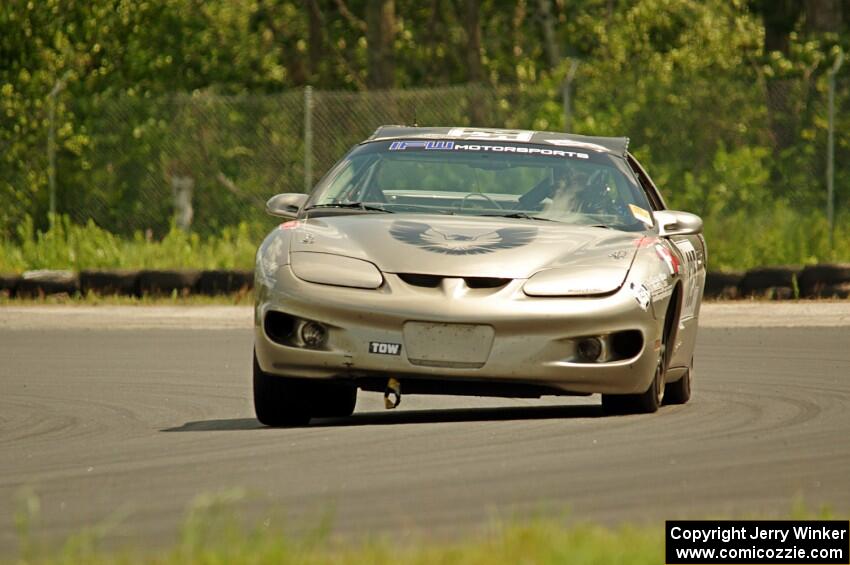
[253,126,706,426]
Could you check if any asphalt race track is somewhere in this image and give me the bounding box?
[1,308,849,553]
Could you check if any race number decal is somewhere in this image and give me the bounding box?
[675,240,700,319]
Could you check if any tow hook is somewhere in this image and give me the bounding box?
[384,377,401,409]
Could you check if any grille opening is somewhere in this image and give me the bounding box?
[398,273,510,289]
[398,273,442,288]
[464,277,510,289]
[264,310,296,345]
[610,330,643,360]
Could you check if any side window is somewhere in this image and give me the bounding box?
[626,155,666,211]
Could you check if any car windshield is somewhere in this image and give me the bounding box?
[308,139,656,231]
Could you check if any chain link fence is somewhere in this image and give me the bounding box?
[40,84,557,236]
[2,78,848,240]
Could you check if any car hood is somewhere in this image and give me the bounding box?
[289,214,642,283]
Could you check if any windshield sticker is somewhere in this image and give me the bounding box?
[387,140,589,159]
[629,204,653,226]
[544,139,608,152]
[452,144,589,158]
[389,140,455,151]
[389,220,537,255]
[447,128,534,141]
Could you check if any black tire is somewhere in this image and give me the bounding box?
[664,357,692,405]
[602,355,664,414]
[311,380,357,418]
[253,351,312,427]
[602,292,677,415]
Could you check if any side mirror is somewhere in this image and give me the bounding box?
[266,193,308,219]
[653,210,703,237]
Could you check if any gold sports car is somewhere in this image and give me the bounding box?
[253,126,707,426]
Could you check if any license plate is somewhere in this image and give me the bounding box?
[402,322,495,367]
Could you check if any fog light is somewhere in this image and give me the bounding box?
[300,321,327,348]
[577,337,603,362]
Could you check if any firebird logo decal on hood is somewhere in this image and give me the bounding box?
[389,221,537,255]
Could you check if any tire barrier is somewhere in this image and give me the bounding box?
[196,269,253,295]
[797,264,850,299]
[80,269,141,297]
[703,271,743,299]
[0,273,20,297]
[137,270,202,296]
[1,266,849,299]
[739,266,798,299]
[16,270,80,298]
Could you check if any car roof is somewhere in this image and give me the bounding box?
[366,125,630,157]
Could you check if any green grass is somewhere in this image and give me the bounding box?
[12,520,664,565]
[8,493,842,565]
[1,207,849,274]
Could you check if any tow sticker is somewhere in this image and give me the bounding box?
[369,341,402,355]
[629,204,653,227]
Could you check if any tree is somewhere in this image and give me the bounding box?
[306,0,327,81]
[366,0,396,88]
[805,0,843,33]
[465,0,484,83]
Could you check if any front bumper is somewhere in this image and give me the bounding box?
[254,266,665,395]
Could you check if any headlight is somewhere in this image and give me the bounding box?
[522,266,626,297]
[255,232,289,286]
[290,251,383,289]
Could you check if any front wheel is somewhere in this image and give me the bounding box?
[253,352,312,427]
[311,381,357,418]
[601,351,665,414]
[663,357,693,405]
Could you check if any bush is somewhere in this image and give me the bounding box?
[0,215,264,273]
[1,208,848,275]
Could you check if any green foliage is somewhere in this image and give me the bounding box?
[705,204,850,271]
[1,0,849,261]
[678,144,773,218]
[0,215,262,272]
[1,208,848,274]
